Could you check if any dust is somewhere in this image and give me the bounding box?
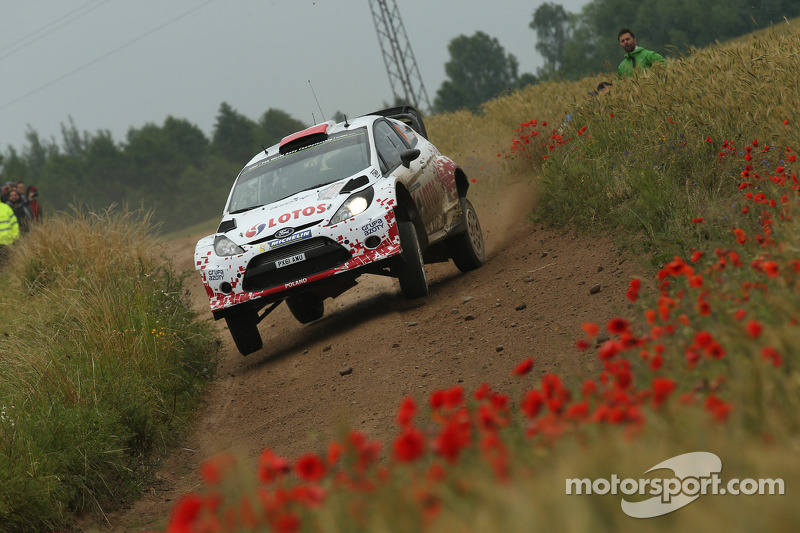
[470,172,539,258]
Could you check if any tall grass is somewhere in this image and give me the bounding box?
[531,22,800,264]
[0,207,218,531]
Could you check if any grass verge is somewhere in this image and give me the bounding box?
[0,207,219,531]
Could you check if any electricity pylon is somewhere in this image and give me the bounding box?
[367,0,433,113]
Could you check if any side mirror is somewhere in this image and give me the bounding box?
[400,148,421,168]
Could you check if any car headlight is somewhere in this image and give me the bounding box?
[329,187,374,225]
[214,234,245,256]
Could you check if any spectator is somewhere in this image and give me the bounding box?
[15,181,26,197]
[0,199,19,259]
[1,182,13,203]
[27,186,42,222]
[5,189,32,233]
[588,81,613,97]
[617,28,666,78]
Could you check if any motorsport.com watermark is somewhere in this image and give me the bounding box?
[566,452,784,518]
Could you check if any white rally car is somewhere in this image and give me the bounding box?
[195,107,484,355]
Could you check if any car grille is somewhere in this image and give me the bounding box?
[242,237,351,291]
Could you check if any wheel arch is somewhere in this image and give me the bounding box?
[454,167,470,198]
[393,183,429,251]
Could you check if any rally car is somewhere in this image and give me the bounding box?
[195,106,484,355]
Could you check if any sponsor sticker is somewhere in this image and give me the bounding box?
[245,223,267,238]
[285,278,308,289]
[207,269,224,281]
[259,229,313,252]
[361,218,384,236]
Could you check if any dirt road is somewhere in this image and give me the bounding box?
[102,183,642,531]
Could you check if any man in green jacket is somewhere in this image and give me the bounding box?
[617,28,666,78]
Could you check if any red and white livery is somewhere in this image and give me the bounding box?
[195,107,484,354]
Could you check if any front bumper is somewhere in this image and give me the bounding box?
[196,209,401,315]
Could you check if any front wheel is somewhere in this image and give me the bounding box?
[286,293,324,324]
[395,221,428,299]
[448,197,485,272]
[224,306,263,356]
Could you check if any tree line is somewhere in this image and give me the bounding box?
[2,0,796,232]
[530,0,800,81]
[0,106,306,233]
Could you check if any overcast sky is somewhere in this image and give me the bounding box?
[0,0,591,152]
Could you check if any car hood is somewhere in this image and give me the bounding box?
[224,176,373,245]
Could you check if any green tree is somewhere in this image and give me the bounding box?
[257,108,306,148]
[433,31,527,113]
[530,2,572,79]
[535,0,800,80]
[212,102,259,163]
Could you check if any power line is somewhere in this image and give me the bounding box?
[0,0,217,113]
[0,0,112,61]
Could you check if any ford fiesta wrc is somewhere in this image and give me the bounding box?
[195,106,484,355]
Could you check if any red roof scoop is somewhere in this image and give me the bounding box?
[279,123,330,154]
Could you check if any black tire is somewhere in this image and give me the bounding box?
[286,293,324,324]
[224,306,263,356]
[396,221,428,298]
[448,197,485,272]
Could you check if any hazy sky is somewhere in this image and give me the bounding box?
[1,0,592,152]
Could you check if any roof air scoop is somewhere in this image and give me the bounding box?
[279,122,332,154]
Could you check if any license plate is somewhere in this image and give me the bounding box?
[275,252,305,269]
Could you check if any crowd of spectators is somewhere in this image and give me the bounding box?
[1,180,42,260]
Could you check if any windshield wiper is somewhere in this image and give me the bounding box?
[229,204,264,214]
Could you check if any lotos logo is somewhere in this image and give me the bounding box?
[245,223,267,238]
[275,227,295,238]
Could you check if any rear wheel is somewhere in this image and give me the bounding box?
[448,197,485,272]
[286,293,324,324]
[396,221,428,298]
[224,306,263,356]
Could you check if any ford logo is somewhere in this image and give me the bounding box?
[275,227,295,238]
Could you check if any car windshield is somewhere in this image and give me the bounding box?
[227,128,370,213]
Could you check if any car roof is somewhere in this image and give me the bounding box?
[244,115,380,167]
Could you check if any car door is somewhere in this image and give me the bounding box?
[373,119,443,236]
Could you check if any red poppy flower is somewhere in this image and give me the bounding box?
[762,261,779,277]
[393,427,426,462]
[327,441,343,466]
[396,395,417,427]
[575,338,591,350]
[512,358,535,376]
[607,317,629,335]
[649,354,663,371]
[258,449,290,484]
[652,377,676,407]
[578,126,587,135]
[274,513,301,533]
[598,340,621,360]
[295,454,326,483]
[745,320,763,339]
[581,379,597,398]
[582,322,599,337]
[704,394,732,421]
[166,493,205,533]
[761,346,782,367]
[521,389,543,418]
[199,454,234,486]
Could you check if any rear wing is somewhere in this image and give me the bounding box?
[363,105,428,139]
